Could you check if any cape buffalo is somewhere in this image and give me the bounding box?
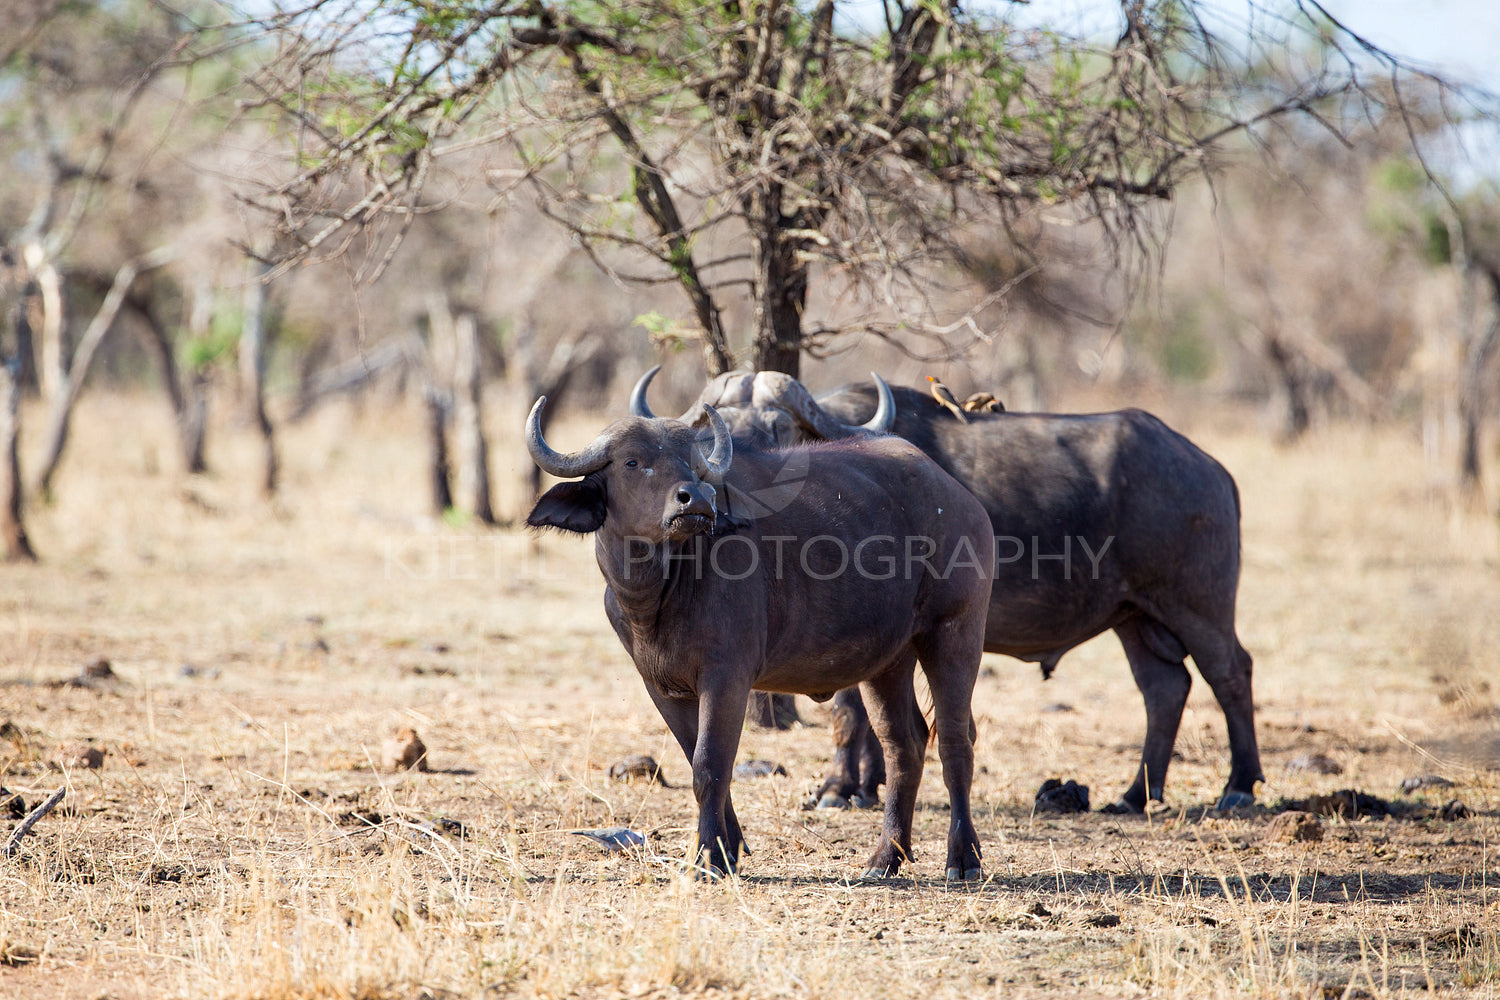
[632,368,1263,814]
[525,397,994,879]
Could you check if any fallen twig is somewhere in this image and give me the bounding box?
[4,786,66,858]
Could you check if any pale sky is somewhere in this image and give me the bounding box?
[1010,0,1500,93]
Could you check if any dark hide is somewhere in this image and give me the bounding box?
[528,414,993,879]
[698,378,1262,814]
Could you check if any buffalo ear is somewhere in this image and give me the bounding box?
[527,477,606,534]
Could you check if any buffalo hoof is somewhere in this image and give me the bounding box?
[816,793,852,810]
[1099,799,1141,815]
[850,791,880,810]
[688,862,736,882]
[858,866,897,882]
[946,866,984,882]
[1215,789,1256,811]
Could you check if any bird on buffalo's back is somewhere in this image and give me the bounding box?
[963,391,1004,414]
[926,376,968,423]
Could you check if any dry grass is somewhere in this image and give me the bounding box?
[1,392,1497,1000]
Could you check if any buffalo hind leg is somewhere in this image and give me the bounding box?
[858,651,925,879]
[812,687,886,808]
[914,628,984,881]
[1107,616,1192,814]
[1180,625,1263,809]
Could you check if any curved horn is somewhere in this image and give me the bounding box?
[525,397,612,479]
[679,370,755,425]
[862,373,895,433]
[757,371,888,440]
[690,404,733,484]
[629,365,661,419]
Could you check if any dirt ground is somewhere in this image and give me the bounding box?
[1,393,1498,1000]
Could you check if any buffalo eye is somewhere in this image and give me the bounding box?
[625,459,639,468]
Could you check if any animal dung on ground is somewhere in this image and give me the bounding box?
[1034,778,1090,813]
[608,754,666,785]
[79,658,115,680]
[1286,752,1343,775]
[0,720,26,754]
[1264,810,1324,844]
[58,743,106,770]
[1440,799,1472,821]
[62,658,125,690]
[733,759,788,779]
[571,827,646,852]
[380,727,430,772]
[0,788,25,819]
[1301,789,1391,819]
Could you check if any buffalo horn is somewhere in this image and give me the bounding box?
[863,373,895,433]
[525,396,612,479]
[629,365,661,419]
[770,371,895,439]
[691,404,733,484]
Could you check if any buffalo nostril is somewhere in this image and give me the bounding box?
[676,489,693,505]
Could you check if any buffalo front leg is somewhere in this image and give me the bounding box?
[857,651,924,879]
[813,687,886,808]
[646,686,748,877]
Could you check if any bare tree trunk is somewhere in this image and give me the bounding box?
[32,247,173,497]
[0,253,35,560]
[0,337,34,562]
[516,329,605,506]
[130,285,207,474]
[21,243,63,402]
[747,194,807,728]
[1458,317,1499,494]
[748,188,807,379]
[451,311,495,525]
[425,386,453,515]
[1262,331,1311,444]
[240,260,278,496]
[1458,265,1500,503]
